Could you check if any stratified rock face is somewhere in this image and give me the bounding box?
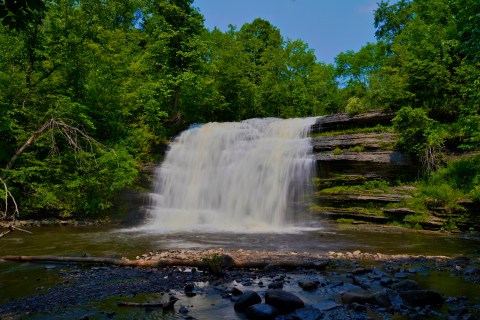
[310,110,416,180]
[312,133,397,152]
[311,111,396,133]
[310,110,422,226]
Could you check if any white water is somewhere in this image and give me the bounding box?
[145,117,318,232]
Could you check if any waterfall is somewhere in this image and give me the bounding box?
[146,117,318,232]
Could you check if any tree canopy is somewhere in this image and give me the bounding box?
[0,0,478,219]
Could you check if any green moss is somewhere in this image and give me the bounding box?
[348,145,365,152]
[336,218,357,224]
[333,147,343,155]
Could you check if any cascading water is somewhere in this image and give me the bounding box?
[145,117,318,232]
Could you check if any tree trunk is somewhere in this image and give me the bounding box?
[0,255,329,270]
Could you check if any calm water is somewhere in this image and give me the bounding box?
[1,222,478,259]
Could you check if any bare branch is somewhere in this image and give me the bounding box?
[5,118,103,171]
[0,176,19,221]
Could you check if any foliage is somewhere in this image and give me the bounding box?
[0,0,479,220]
[201,254,225,275]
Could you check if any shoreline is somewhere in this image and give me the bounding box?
[1,248,479,319]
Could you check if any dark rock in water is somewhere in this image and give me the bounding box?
[313,301,342,311]
[464,267,480,275]
[392,279,419,292]
[289,306,323,320]
[386,289,405,311]
[373,290,391,307]
[184,283,196,297]
[268,281,284,289]
[351,302,366,312]
[234,290,262,311]
[246,303,278,320]
[340,290,375,305]
[264,289,305,312]
[400,290,444,306]
[179,306,189,314]
[353,267,372,275]
[380,278,393,286]
[394,272,408,279]
[230,287,243,296]
[299,280,318,291]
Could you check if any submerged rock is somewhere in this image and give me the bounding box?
[246,303,278,320]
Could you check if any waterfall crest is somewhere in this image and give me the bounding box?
[146,117,317,232]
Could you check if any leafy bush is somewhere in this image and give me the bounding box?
[392,106,435,156]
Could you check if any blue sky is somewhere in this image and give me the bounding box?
[192,0,384,65]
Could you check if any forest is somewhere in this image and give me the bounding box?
[0,0,479,221]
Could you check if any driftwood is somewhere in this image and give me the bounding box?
[0,225,32,238]
[0,255,329,270]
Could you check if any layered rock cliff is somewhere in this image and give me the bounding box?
[309,111,434,228]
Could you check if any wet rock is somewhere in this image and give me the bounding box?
[351,302,366,312]
[289,306,323,320]
[264,289,304,312]
[298,280,318,291]
[380,277,393,286]
[230,287,243,296]
[313,301,342,311]
[353,267,372,275]
[246,303,278,320]
[464,267,480,275]
[340,290,375,305]
[268,281,284,289]
[400,290,444,306]
[234,290,262,311]
[392,279,419,292]
[179,306,189,314]
[373,290,391,307]
[394,272,408,279]
[351,276,370,290]
[184,283,196,297]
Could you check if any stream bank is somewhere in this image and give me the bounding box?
[1,249,479,319]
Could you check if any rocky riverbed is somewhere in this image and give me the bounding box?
[1,249,480,319]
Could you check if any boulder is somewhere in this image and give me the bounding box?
[265,289,305,312]
[340,290,375,305]
[299,280,318,291]
[234,290,262,311]
[400,290,444,306]
[267,281,284,289]
[392,279,419,292]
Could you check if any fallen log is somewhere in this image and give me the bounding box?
[0,255,329,270]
